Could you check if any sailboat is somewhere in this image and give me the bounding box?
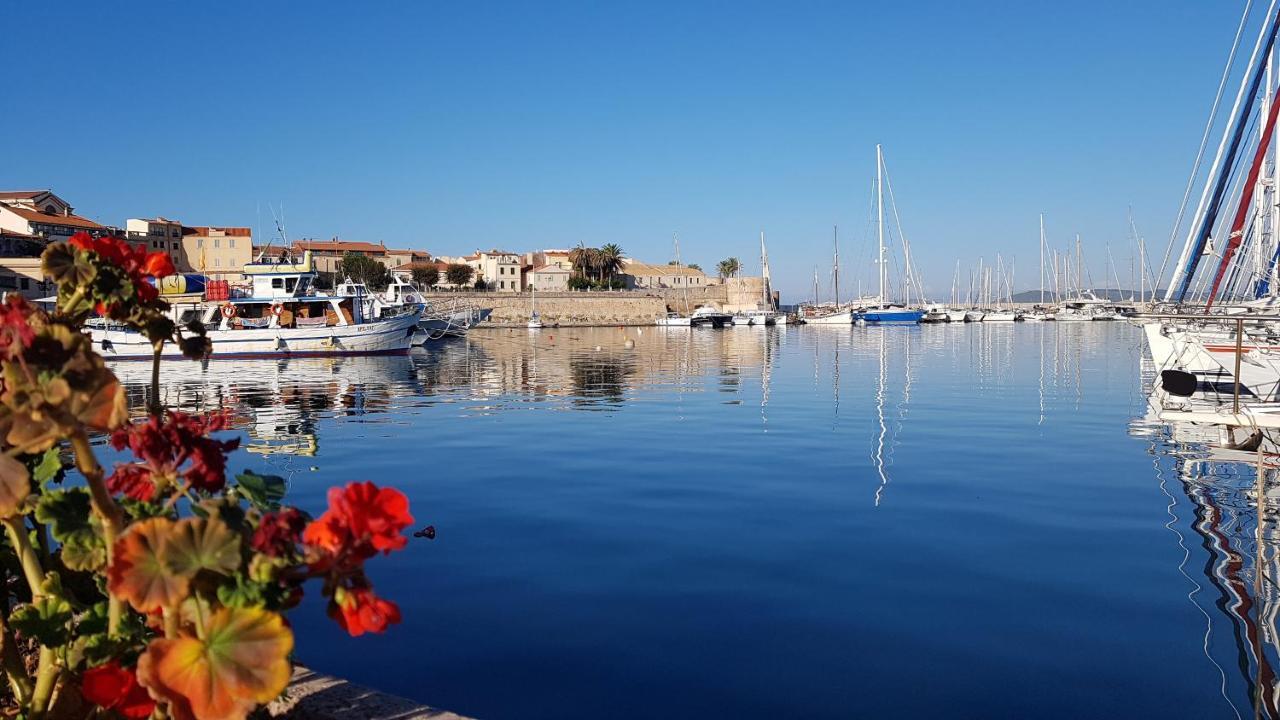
[736,231,781,326]
[806,226,855,324]
[857,145,925,324]
[656,234,695,327]
[1024,215,1056,321]
[527,282,543,329]
[983,254,1019,321]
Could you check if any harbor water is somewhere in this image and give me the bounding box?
[110,323,1275,719]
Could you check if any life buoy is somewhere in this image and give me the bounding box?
[221,304,237,319]
[269,303,284,317]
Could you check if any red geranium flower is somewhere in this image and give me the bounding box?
[67,232,175,310]
[330,587,402,637]
[107,411,239,499]
[252,507,307,557]
[81,661,155,719]
[0,295,35,360]
[303,481,413,559]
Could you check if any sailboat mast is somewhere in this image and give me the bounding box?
[833,225,840,307]
[1039,214,1046,304]
[760,231,771,309]
[876,144,886,305]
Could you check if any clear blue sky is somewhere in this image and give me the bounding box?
[0,1,1246,298]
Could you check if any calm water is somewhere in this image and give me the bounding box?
[112,323,1280,719]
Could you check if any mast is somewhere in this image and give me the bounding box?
[1039,214,1046,304]
[760,231,771,309]
[813,266,820,306]
[1169,3,1280,302]
[673,233,690,315]
[876,144,886,306]
[833,225,840,307]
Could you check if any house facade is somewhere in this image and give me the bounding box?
[0,190,109,244]
[291,239,389,275]
[620,260,711,290]
[183,226,253,279]
[467,249,523,291]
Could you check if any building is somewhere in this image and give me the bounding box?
[0,190,109,244]
[124,217,184,257]
[467,249,523,291]
[183,226,253,279]
[291,239,390,275]
[620,259,711,290]
[386,249,432,270]
[527,264,571,291]
[0,257,49,299]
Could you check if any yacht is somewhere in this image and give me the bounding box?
[92,252,421,359]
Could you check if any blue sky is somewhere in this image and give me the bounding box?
[0,1,1246,298]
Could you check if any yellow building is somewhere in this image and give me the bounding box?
[183,226,253,279]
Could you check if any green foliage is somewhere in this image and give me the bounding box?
[444,263,474,287]
[11,597,74,646]
[338,252,392,291]
[716,257,741,278]
[235,471,287,511]
[474,278,488,290]
[37,488,107,571]
[31,448,64,487]
[411,266,439,288]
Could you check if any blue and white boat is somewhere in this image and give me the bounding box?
[858,145,923,325]
[91,251,422,359]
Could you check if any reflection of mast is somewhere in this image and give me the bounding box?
[874,329,889,506]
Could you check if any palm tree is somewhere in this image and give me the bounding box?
[716,257,741,279]
[569,243,590,281]
[598,243,624,283]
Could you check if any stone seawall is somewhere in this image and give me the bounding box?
[423,288,734,326]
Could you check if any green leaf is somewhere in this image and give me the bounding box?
[235,471,287,510]
[30,448,64,487]
[11,597,73,646]
[35,488,92,542]
[61,529,106,571]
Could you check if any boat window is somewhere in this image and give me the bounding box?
[285,278,297,293]
[272,278,284,289]
[178,309,197,325]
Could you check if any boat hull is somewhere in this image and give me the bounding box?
[92,311,421,360]
[804,311,853,325]
[859,309,924,324]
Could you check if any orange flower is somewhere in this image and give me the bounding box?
[303,481,412,559]
[143,251,176,279]
[330,587,402,637]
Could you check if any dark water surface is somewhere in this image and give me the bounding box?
[114,323,1276,719]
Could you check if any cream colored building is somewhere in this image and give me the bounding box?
[184,226,253,279]
[0,190,109,243]
[467,249,523,291]
[620,259,711,290]
[527,264,571,291]
[0,257,51,299]
[125,217,184,257]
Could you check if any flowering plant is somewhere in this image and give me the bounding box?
[0,233,418,718]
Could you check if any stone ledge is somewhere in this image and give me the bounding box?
[269,666,474,720]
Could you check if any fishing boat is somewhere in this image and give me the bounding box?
[92,251,421,359]
[857,145,924,324]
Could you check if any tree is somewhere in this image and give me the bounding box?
[444,263,474,288]
[338,251,391,290]
[411,265,439,288]
[474,278,488,290]
[716,257,741,279]
[687,263,702,272]
[598,243,624,282]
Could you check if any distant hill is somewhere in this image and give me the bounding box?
[1009,289,1160,303]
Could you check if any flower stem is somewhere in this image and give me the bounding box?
[0,615,33,704]
[2,517,45,596]
[149,341,163,416]
[27,647,57,719]
[68,430,124,635]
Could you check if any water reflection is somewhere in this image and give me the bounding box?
[1134,364,1280,719]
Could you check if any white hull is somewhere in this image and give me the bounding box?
[945,310,968,323]
[656,316,693,327]
[983,311,1018,322]
[964,311,985,322]
[805,310,853,325]
[93,310,421,359]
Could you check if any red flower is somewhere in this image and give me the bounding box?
[142,251,175,279]
[303,482,412,559]
[252,507,307,557]
[81,661,155,719]
[66,232,175,310]
[107,411,239,499]
[330,587,402,637]
[0,295,35,361]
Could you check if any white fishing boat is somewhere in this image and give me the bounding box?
[92,252,421,359]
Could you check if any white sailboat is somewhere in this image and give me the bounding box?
[656,234,696,327]
[805,226,855,324]
[858,145,924,324]
[527,282,543,329]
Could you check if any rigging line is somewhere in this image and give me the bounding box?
[1158,0,1260,297]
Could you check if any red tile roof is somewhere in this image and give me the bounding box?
[184,226,252,237]
[0,203,104,229]
[292,239,387,254]
[0,191,47,200]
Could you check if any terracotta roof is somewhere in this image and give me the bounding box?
[0,203,104,229]
[622,261,706,277]
[184,226,252,237]
[0,229,40,240]
[292,239,387,254]
[531,264,569,273]
[0,191,47,200]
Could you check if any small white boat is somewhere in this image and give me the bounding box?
[656,313,693,327]
[527,311,543,329]
[731,314,755,326]
[983,310,1018,322]
[805,309,854,325]
[692,306,733,328]
[946,309,968,323]
[964,310,985,323]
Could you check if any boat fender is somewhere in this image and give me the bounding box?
[1159,369,1197,398]
[221,304,237,319]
